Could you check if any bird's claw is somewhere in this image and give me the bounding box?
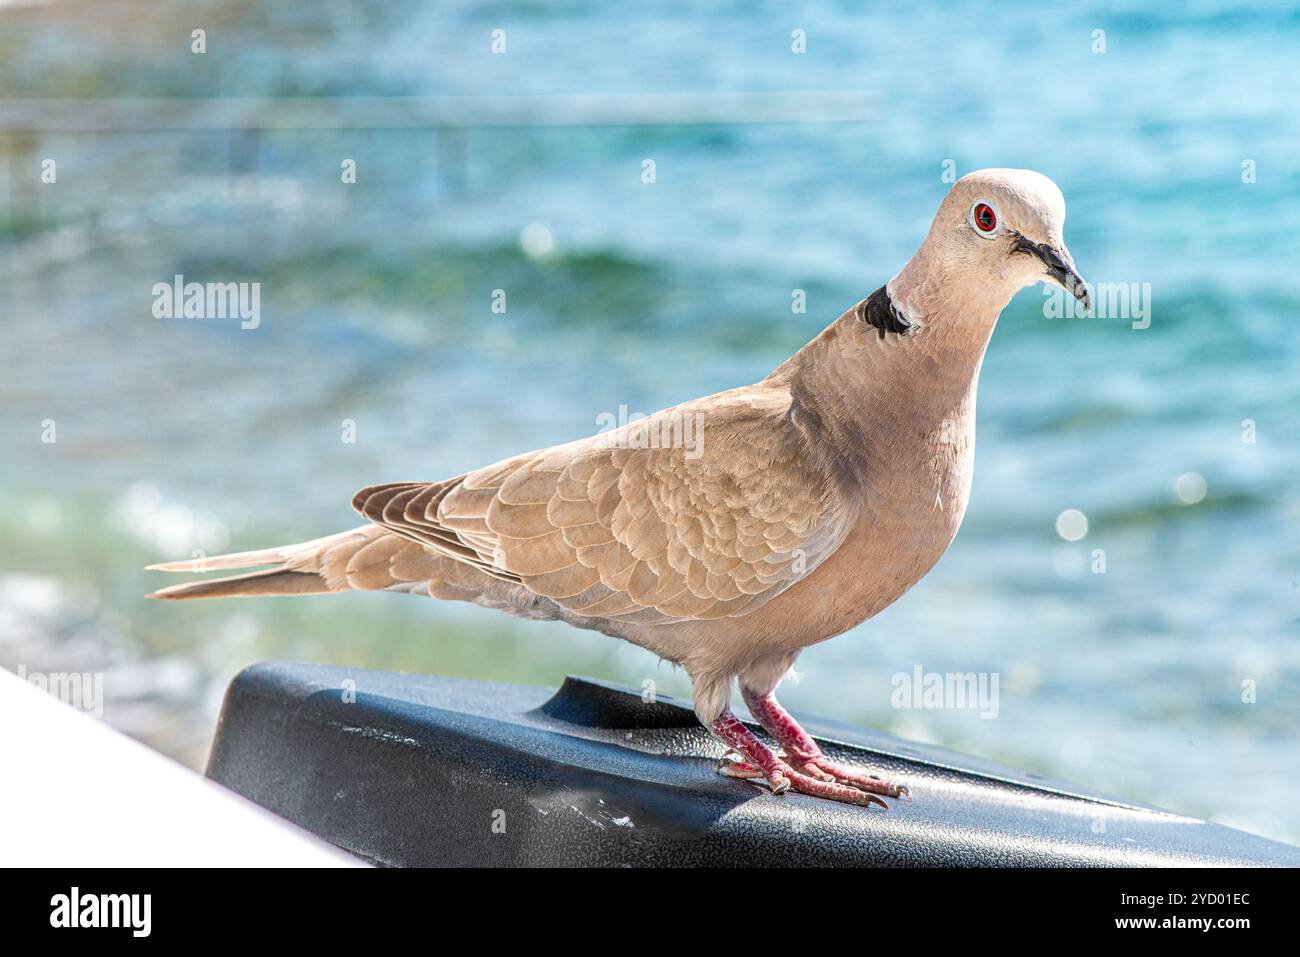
[793,755,911,801]
[718,754,884,806]
[751,760,889,808]
[716,753,764,780]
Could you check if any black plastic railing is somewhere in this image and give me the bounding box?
[206,662,1300,867]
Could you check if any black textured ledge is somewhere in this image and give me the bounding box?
[205,663,1300,867]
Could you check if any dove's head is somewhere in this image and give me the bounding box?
[917,168,1090,314]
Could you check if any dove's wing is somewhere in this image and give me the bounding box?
[352,388,857,624]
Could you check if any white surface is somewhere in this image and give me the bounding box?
[0,666,360,867]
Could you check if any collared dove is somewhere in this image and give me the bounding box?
[149,168,1089,808]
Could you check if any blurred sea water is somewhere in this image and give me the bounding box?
[1,1,1298,842]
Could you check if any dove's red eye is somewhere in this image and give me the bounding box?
[973,202,997,232]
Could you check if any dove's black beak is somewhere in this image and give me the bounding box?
[1013,234,1091,312]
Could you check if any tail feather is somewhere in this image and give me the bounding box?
[145,526,383,601]
[148,568,332,601]
[145,530,360,573]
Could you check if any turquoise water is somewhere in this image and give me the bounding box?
[1,2,1298,842]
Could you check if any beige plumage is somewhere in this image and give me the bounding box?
[150,169,1089,807]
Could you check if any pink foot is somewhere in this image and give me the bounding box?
[740,686,911,802]
[790,756,910,800]
[711,712,890,809]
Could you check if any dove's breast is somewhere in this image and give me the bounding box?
[807,412,975,634]
[709,373,981,659]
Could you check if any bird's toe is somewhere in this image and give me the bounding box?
[806,757,911,800]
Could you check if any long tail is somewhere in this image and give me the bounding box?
[145,526,385,601]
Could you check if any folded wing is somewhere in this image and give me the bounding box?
[353,391,856,624]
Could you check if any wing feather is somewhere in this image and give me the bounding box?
[352,389,856,624]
